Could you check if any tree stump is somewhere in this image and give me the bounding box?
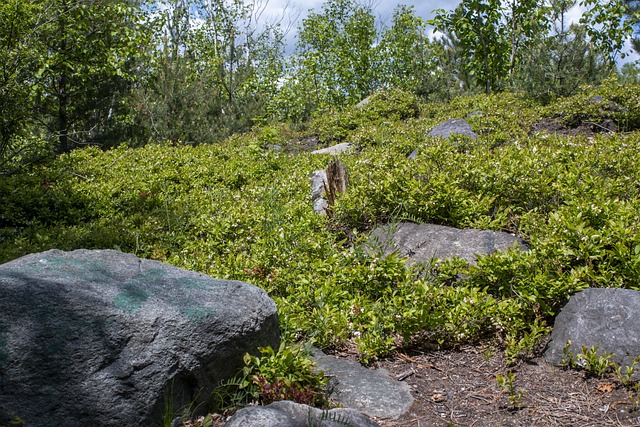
[323,159,348,217]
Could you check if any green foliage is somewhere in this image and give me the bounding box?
[211,343,330,410]
[295,0,377,108]
[0,0,148,165]
[581,0,635,67]
[2,81,640,372]
[561,342,640,387]
[516,0,611,103]
[431,0,547,94]
[0,167,91,227]
[496,370,524,409]
[615,356,640,387]
[375,5,455,100]
[132,0,287,145]
[0,0,39,160]
[504,318,551,365]
[431,0,507,94]
[625,0,640,53]
[619,62,640,84]
[309,88,420,145]
[544,77,640,131]
[430,0,629,99]
[562,341,617,377]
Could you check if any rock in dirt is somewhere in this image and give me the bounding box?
[545,288,640,373]
[311,348,413,420]
[0,249,280,427]
[368,222,527,266]
[224,400,380,427]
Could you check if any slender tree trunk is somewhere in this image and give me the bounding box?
[509,9,517,77]
[57,0,70,153]
[228,27,235,107]
[58,72,69,153]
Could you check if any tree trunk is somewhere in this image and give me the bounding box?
[324,159,348,206]
[58,72,69,153]
[57,0,70,153]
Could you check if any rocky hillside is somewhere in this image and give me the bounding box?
[1,81,640,424]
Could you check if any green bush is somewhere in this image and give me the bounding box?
[211,343,330,410]
[309,88,420,145]
[1,81,640,368]
[545,78,640,132]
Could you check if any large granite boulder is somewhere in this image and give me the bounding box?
[0,249,280,427]
[545,288,640,372]
[310,348,413,420]
[368,222,527,266]
[224,400,380,427]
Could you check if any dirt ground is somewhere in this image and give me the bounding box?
[372,344,640,427]
[203,342,640,427]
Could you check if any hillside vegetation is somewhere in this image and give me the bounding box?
[2,81,640,373]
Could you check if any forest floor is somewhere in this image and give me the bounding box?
[372,343,640,427]
[206,340,640,427]
[205,121,632,427]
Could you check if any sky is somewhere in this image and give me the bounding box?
[259,0,638,65]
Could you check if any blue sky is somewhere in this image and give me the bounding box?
[262,0,638,65]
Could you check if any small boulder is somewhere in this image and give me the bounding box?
[312,143,354,155]
[429,118,477,140]
[311,348,413,420]
[0,249,280,427]
[409,118,477,158]
[368,222,527,266]
[311,170,329,215]
[224,400,380,427]
[545,288,640,372]
[356,96,372,108]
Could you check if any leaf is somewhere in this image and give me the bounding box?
[596,382,615,393]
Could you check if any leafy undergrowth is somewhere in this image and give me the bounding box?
[2,83,640,417]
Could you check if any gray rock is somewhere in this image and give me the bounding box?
[409,118,477,158]
[266,144,283,151]
[312,143,354,155]
[545,288,640,373]
[600,119,617,132]
[313,197,329,215]
[225,400,380,427]
[311,170,329,215]
[356,96,372,108]
[0,249,280,427]
[429,118,477,140]
[368,222,527,266]
[311,349,413,420]
[298,135,320,151]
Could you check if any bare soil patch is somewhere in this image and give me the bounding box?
[529,119,618,138]
[207,342,640,426]
[373,345,640,427]
[529,119,600,137]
